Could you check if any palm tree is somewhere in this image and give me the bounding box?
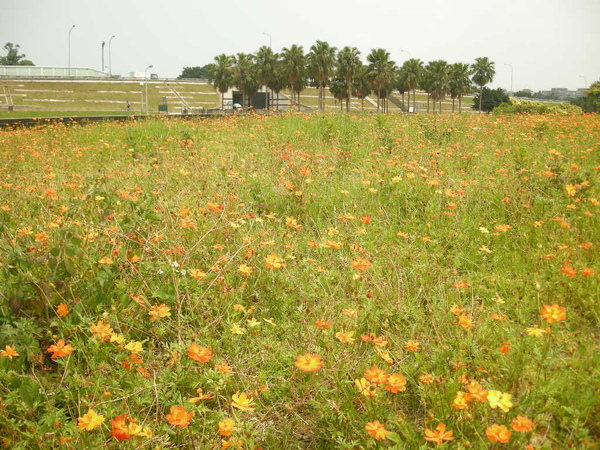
[329,78,348,111]
[352,64,371,110]
[425,60,450,114]
[255,46,279,109]
[471,57,496,113]
[233,53,260,110]
[208,54,234,110]
[367,48,396,113]
[336,46,361,112]
[281,44,306,110]
[449,63,472,113]
[401,58,424,112]
[396,68,410,111]
[308,41,337,112]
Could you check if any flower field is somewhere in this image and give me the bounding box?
[0,112,599,449]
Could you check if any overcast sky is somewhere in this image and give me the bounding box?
[2,0,598,91]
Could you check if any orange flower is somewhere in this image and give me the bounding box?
[77,409,105,431]
[148,303,171,321]
[47,339,74,359]
[466,381,488,402]
[365,421,389,440]
[404,340,420,351]
[385,373,407,393]
[90,320,114,343]
[457,315,474,329]
[581,268,595,277]
[166,406,193,428]
[237,264,254,276]
[188,387,215,403]
[0,345,19,359]
[419,373,435,384]
[110,414,145,441]
[560,261,577,277]
[315,319,332,330]
[540,304,566,324]
[364,366,389,385]
[452,391,471,410]
[231,392,255,411]
[218,418,236,437]
[511,415,535,432]
[452,280,469,289]
[424,423,454,446]
[294,353,324,372]
[265,254,285,270]
[486,424,511,443]
[189,269,207,280]
[56,303,69,317]
[499,341,511,354]
[351,257,372,271]
[215,362,234,374]
[187,344,212,363]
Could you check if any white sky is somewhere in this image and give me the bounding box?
[1,0,598,91]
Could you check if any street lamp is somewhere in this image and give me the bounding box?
[108,35,115,77]
[101,41,105,72]
[68,25,76,77]
[145,65,153,114]
[504,63,513,95]
[263,32,272,48]
[579,75,587,88]
[400,49,411,59]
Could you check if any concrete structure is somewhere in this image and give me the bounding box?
[0,66,108,79]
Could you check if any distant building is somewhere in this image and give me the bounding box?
[539,88,584,100]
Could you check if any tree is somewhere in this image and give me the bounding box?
[308,41,337,112]
[400,58,423,112]
[329,78,348,111]
[207,54,234,110]
[367,48,396,113]
[448,63,472,113]
[178,65,212,79]
[255,46,279,109]
[336,46,361,112]
[471,87,509,112]
[0,42,34,66]
[233,53,260,109]
[570,80,600,113]
[281,45,306,110]
[352,64,371,110]
[424,60,450,113]
[471,57,496,112]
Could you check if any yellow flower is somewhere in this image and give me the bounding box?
[231,392,255,411]
[265,254,285,270]
[335,330,355,344]
[218,418,236,436]
[77,409,105,431]
[487,390,513,412]
[294,353,324,372]
[355,378,377,397]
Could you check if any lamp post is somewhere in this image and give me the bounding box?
[108,35,115,78]
[101,41,105,72]
[400,49,411,60]
[145,65,153,114]
[504,63,513,95]
[579,75,587,89]
[68,25,76,77]
[263,33,272,49]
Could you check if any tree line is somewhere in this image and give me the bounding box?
[181,42,496,113]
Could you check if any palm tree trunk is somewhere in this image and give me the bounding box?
[427,94,430,113]
[452,99,455,113]
[458,95,462,113]
[479,87,483,113]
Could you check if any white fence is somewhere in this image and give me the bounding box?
[0,66,109,78]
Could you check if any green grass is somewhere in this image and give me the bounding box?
[0,112,598,449]
[1,79,220,113]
